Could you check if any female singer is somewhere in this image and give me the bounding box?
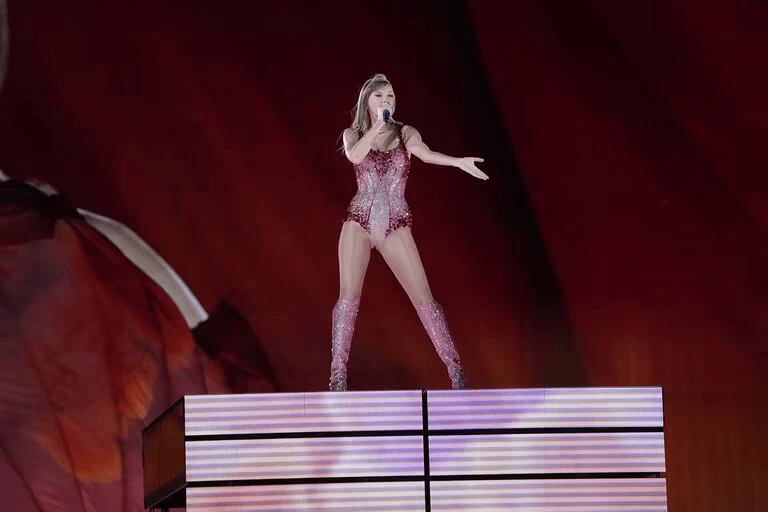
[329,73,488,391]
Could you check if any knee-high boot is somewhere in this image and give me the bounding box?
[329,297,360,391]
[416,300,467,390]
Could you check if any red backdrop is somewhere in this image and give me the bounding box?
[0,0,765,510]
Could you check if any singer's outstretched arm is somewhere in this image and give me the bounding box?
[402,126,488,180]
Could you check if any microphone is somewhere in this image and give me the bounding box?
[383,108,391,123]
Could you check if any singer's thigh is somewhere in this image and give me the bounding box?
[378,227,434,307]
[338,221,372,299]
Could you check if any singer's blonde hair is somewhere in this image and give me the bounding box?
[348,73,396,136]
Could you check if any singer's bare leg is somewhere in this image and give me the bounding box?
[377,227,433,307]
[329,221,371,391]
[378,227,466,389]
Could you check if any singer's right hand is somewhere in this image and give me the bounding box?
[373,110,387,132]
[378,101,393,122]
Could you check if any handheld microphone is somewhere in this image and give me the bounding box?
[383,108,391,123]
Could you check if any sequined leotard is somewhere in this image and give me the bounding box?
[344,123,412,249]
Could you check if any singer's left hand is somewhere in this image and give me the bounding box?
[456,157,489,180]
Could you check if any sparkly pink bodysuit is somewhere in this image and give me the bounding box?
[344,124,412,249]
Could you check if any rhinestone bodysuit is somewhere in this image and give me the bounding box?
[344,124,412,249]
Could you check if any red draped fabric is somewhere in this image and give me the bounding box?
[0,181,227,511]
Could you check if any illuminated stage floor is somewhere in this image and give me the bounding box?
[144,388,667,511]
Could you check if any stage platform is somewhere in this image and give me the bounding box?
[143,387,667,511]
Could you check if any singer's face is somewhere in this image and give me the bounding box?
[368,85,395,120]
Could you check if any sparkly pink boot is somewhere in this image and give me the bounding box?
[329,297,360,391]
[416,300,467,389]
